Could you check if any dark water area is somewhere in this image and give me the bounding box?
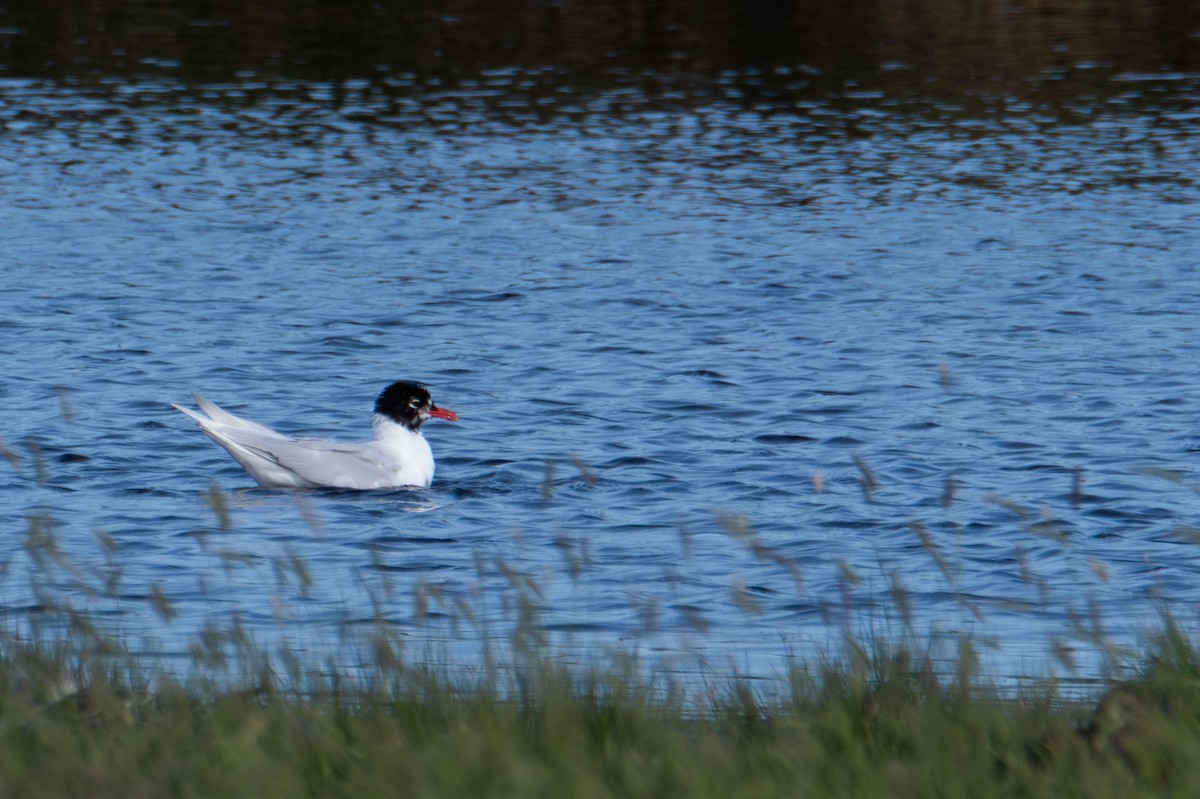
[2,1,1200,689]
[3,1,1199,106]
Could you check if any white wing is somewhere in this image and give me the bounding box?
[214,430,408,489]
[173,394,430,489]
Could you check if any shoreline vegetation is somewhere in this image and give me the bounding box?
[7,490,1200,796]
[4,611,1200,796]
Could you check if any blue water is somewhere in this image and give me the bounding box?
[3,73,1200,688]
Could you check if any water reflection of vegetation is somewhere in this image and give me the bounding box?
[8,486,1200,794]
[1,1,1195,105]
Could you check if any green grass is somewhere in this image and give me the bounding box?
[0,623,1196,797]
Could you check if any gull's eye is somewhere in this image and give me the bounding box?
[409,398,422,409]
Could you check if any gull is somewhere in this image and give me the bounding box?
[172,381,458,489]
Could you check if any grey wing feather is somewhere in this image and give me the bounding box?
[190,393,285,438]
[223,430,394,489]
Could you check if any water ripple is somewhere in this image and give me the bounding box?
[0,71,1198,686]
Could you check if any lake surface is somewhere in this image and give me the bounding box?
[2,0,1199,689]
